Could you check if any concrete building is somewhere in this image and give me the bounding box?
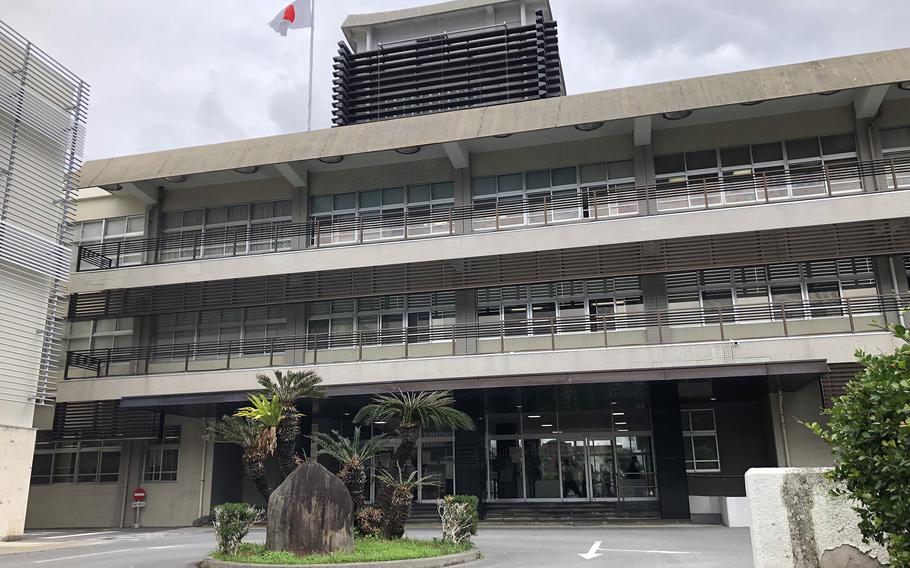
[0,21,89,539]
[24,0,910,528]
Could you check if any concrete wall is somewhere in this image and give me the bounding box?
[161,177,294,212]
[0,425,36,540]
[75,193,148,222]
[769,381,833,468]
[746,467,888,567]
[471,135,633,176]
[309,157,454,196]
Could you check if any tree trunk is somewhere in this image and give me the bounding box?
[338,462,366,511]
[383,487,412,539]
[243,452,273,503]
[276,407,300,480]
[377,424,420,513]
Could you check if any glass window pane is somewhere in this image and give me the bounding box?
[183,210,204,227]
[99,451,120,482]
[105,218,126,236]
[206,206,227,224]
[720,146,751,167]
[881,127,910,150]
[407,184,431,203]
[473,177,496,197]
[498,173,523,193]
[690,410,715,430]
[786,138,821,160]
[81,221,103,240]
[654,154,685,175]
[311,195,333,214]
[431,182,454,200]
[334,192,357,211]
[382,187,404,205]
[551,167,577,186]
[31,454,52,484]
[752,142,783,163]
[607,160,634,180]
[692,436,718,461]
[126,216,145,233]
[251,202,273,220]
[526,170,550,190]
[820,133,855,156]
[580,163,606,184]
[77,450,99,482]
[358,190,379,209]
[685,150,717,171]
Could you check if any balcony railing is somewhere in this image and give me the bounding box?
[75,156,910,271]
[64,293,903,379]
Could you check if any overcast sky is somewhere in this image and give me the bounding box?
[2,1,909,161]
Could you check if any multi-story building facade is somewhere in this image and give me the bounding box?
[23,1,910,528]
[0,21,89,539]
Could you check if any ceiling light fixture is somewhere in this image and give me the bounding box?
[395,146,421,155]
[662,110,692,121]
[318,155,344,164]
[527,415,541,419]
[898,81,910,91]
[818,90,841,96]
[612,412,625,416]
[493,133,513,138]
[741,100,764,106]
[99,184,122,192]
[163,175,187,183]
[374,421,387,425]
[710,397,718,401]
[233,166,259,174]
[541,424,553,427]
[615,421,627,425]
[574,121,604,132]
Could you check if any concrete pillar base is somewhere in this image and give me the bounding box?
[0,424,36,540]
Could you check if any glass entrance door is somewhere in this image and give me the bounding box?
[587,439,616,499]
[560,439,588,499]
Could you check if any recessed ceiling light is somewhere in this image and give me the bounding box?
[617,428,628,432]
[741,100,764,106]
[574,121,604,132]
[541,424,553,427]
[99,184,122,192]
[662,110,692,121]
[395,146,421,155]
[343,412,351,416]
[493,133,512,138]
[318,155,344,164]
[374,421,387,424]
[898,81,910,91]
[233,166,259,174]
[615,421,627,425]
[710,397,718,401]
[527,415,541,419]
[163,175,187,183]
[818,90,841,96]
[612,412,624,416]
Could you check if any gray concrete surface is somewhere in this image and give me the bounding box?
[0,525,752,567]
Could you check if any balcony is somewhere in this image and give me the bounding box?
[64,293,904,380]
[75,156,910,272]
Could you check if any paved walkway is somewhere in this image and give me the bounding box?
[0,525,753,567]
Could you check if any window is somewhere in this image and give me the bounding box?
[66,318,134,353]
[30,435,121,485]
[654,134,860,211]
[152,307,287,357]
[160,199,292,261]
[477,277,643,336]
[471,161,636,231]
[666,257,877,324]
[681,409,720,472]
[881,126,910,189]
[72,215,145,269]
[307,292,455,347]
[310,182,454,244]
[144,446,179,482]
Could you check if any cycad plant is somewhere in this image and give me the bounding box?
[205,415,274,502]
[310,427,387,510]
[234,393,283,459]
[375,464,439,539]
[257,370,327,479]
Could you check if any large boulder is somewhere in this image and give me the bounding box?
[266,461,354,556]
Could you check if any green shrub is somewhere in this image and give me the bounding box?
[446,495,478,535]
[213,502,264,556]
[806,321,910,565]
[437,495,479,544]
[354,506,383,538]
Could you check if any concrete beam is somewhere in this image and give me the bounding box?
[113,182,156,206]
[442,141,470,169]
[275,162,308,188]
[633,116,652,146]
[853,84,889,118]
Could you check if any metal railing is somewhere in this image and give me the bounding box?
[75,156,910,272]
[64,293,903,379]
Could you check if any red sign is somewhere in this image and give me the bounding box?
[133,487,147,501]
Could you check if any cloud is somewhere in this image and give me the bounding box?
[2,0,908,160]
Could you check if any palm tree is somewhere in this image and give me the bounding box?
[354,390,474,475]
[375,464,439,539]
[205,415,274,502]
[257,370,327,479]
[310,427,387,511]
[234,393,283,459]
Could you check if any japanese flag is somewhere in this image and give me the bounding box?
[269,0,313,36]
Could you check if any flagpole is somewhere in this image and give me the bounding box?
[306,0,315,131]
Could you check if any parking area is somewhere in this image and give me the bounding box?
[0,525,753,567]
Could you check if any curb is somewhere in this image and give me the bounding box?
[201,549,481,568]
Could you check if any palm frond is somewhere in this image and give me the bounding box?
[234,393,283,428]
[204,415,260,449]
[353,390,474,431]
[310,427,387,465]
[375,463,440,491]
[256,370,327,409]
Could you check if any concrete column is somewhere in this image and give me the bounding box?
[872,255,903,325]
[454,288,477,355]
[452,167,471,235]
[289,302,308,365]
[649,382,690,520]
[0,423,36,540]
[292,174,310,251]
[633,144,656,216]
[854,118,883,192]
[641,247,668,344]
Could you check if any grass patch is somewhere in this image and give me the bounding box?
[211,537,472,565]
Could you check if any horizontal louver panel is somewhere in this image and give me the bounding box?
[821,363,863,408]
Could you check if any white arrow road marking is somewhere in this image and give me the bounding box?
[578,541,692,560]
[578,541,603,560]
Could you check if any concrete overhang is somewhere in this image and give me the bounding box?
[69,189,910,294]
[55,333,896,403]
[79,47,910,190]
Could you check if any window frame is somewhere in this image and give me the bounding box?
[681,408,721,473]
[143,445,180,483]
[31,439,121,485]
[72,214,146,269]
